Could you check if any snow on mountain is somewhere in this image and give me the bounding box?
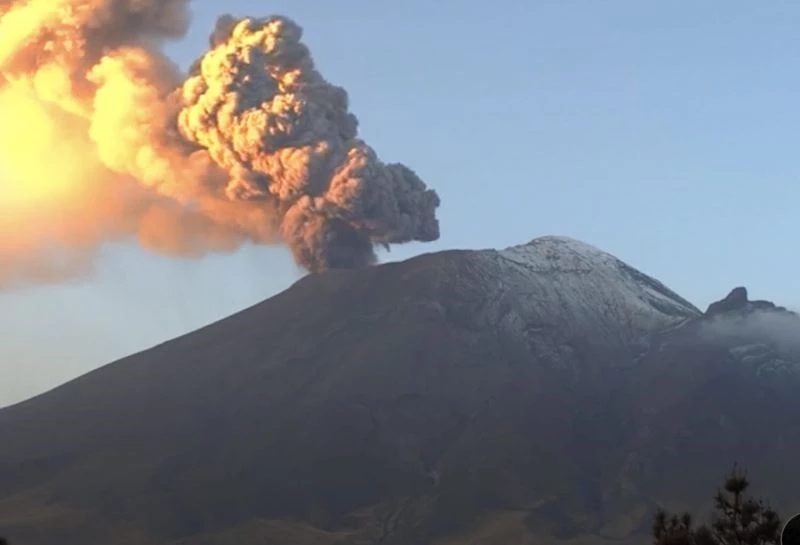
[483,236,700,352]
[1,234,797,545]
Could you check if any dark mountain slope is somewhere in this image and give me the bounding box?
[620,287,800,512]
[0,237,797,545]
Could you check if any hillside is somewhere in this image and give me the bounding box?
[0,236,798,545]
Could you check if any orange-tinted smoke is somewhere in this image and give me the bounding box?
[0,1,440,287]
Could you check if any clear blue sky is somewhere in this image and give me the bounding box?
[1,0,798,406]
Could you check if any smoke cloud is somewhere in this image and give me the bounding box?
[0,1,440,287]
[699,311,800,354]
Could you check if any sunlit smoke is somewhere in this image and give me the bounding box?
[0,1,440,287]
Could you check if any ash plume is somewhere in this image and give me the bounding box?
[0,1,439,286]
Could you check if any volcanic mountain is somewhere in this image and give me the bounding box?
[1,236,798,545]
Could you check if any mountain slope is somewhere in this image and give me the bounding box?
[0,236,797,545]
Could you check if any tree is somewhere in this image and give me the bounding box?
[653,465,782,545]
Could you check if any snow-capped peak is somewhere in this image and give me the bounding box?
[488,236,700,350]
[502,236,620,273]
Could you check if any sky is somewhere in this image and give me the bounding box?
[1,0,799,407]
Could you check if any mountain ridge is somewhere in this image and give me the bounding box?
[0,235,798,545]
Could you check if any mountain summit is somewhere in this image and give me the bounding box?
[0,236,797,545]
[492,235,698,334]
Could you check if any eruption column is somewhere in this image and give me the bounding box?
[0,1,440,286]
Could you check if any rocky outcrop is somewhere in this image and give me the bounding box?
[706,286,791,316]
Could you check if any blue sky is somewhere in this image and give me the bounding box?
[1,0,798,406]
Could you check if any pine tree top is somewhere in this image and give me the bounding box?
[653,466,782,545]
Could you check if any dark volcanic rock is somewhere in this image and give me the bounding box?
[705,286,790,317]
[0,236,798,545]
[706,286,749,315]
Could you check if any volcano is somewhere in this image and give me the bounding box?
[1,236,798,545]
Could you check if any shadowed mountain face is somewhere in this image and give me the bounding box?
[0,236,798,545]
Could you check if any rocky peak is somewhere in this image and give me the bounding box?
[705,287,749,315]
[705,287,787,317]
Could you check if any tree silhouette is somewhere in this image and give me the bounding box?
[653,465,781,545]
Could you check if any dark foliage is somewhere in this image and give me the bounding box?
[653,466,782,545]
